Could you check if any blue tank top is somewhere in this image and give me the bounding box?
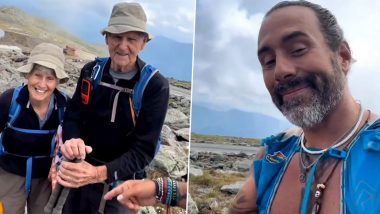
[254,119,380,214]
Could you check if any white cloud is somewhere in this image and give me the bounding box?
[178,26,191,33]
[193,0,380,121]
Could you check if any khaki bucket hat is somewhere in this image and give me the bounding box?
[17,43,68,82]
[101,2,153,40]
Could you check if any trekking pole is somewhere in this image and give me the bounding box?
[44,182,62,213]
[44,159,81,214]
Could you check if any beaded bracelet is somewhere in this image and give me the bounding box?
[154,177,163,201]
[154,177,180,206]
[166,177,172,205]
[161,177,168,204]
[170,179,178,206]
[153,179,160,200]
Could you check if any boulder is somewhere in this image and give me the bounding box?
[161,125,177,143]
[150,145,188,180]
[164,108,188,127]
[233,159,252,172]
[138,206,157,214]
[174,128,190,141]
[189,165,203,177]
[220,181,244,194]
[187,194,199,214]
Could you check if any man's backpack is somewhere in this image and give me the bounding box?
[81,57,158,123]
[0,85,67,194]
[80,57,162,155]
[79,57,164,189]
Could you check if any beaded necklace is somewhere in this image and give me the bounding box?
[299,104,367,214]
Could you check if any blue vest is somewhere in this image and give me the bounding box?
[254,119,380,214]
[0,86,67,194]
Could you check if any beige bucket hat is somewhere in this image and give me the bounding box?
[101,2,153,40]
[17,43,68,82]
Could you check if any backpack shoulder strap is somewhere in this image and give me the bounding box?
[56,90,69,125]
[0,86,22,156]
[91,57,109,89]
[8,86,23,125]
[132,64,158,116]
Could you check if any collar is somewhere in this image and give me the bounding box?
[16,85,68,109]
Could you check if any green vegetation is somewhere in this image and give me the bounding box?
[191,133,261,146]
[190,170,245,188]
[190,170,247,213]
[168,78,191,90]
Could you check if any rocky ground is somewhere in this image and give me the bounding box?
[0,45,190,214]
[188,136,260,214]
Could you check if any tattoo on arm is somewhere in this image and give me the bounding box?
[179,191,186,203]
[178,190,187,208]
[227,192,258,214]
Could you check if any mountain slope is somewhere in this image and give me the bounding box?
[141,36,193,81]
[191,104,293,138]
[0,7,193,81]
[0,6,103,56]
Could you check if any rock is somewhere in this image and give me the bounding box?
[196,187,213,195]
[138,206,157,214]
[170,102,178,108]
[214,163,225,169]
[210,154,225,162]
[222,207,230,214]
[189,165,203,177]
[174,128,190,141]
[150,145,188,180]
[187,194,199,214]
[169,120,190,130]
[235,152,249,158]
[164,108,188,125]
[190,151,199,161]
[0,45,22,53]
[161,125,177,143]
[233,159,252,172]
[209,198,219,209]
[11,55,28,62]
[180,98,190,107]
[162,138,181,147]
[220,181,244,194]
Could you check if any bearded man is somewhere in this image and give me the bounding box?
[228,1,380,214]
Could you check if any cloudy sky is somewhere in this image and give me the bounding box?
[193,0,380,121]
[1,0,195,44]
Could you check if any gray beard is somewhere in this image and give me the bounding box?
[276,60,345,129]
[281,88,343,128]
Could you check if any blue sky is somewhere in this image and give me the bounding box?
[1,0,195,44]
[193,0,380,122]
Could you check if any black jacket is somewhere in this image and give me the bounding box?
[0,85,69,178]
[62,57,169,183]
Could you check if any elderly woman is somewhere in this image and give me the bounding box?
[0,43,69,214]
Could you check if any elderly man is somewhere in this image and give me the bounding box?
[58,2,169,213]
[229,1,380,214]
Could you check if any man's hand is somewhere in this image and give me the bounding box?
[57,160,104,188]
[60,138,92,160]
[103,180,157,212]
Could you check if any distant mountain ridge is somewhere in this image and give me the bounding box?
[141,36,193,81]
[191,104,293,139]
[0,6,103,56]
[0,6,193,82]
